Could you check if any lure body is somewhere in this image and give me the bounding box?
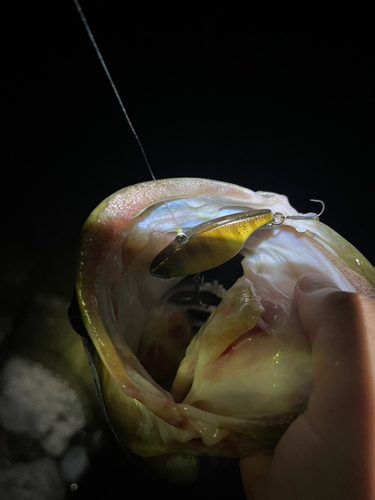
[150,209,273,278]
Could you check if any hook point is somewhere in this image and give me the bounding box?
[309,199,325,217]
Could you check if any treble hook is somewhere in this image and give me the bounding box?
[193,273,210,308]
[271,199,325,225]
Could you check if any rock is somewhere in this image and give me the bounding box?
[0,357,86,456]
[0,458,65,500]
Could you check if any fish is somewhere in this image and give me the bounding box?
[74,177,375,480]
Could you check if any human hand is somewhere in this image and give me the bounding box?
[240,273,375,500]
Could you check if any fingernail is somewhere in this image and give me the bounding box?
[296,273,339,292]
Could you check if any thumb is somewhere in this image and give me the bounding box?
[290,273,375,499]
[294,272,375,434]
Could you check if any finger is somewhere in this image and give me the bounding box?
[295,273,375,404]
[294,273,375,457]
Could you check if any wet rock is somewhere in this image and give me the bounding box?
[0,457,65,500]
[0,357,86,456]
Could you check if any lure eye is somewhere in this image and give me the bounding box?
[176,233,188,243]
[150,266,170,279]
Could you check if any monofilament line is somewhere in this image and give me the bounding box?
[72,0,183,234]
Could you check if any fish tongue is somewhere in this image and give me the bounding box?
[171,276,264,402]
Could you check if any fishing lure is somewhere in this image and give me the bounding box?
[150,201,325,278]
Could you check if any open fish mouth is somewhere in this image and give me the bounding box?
[75,178,375,460]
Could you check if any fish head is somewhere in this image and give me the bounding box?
[75,178,375,466]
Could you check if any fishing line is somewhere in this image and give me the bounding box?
[72,0,183,235]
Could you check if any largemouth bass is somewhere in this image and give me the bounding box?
[75,177,375,479]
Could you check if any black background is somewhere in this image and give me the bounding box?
[2,1,374,261]
[1,1,374,498]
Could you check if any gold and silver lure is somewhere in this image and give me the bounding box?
[150,200,325,278]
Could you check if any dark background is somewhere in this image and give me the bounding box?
[1,1,374,498]
[2,1,374,261]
